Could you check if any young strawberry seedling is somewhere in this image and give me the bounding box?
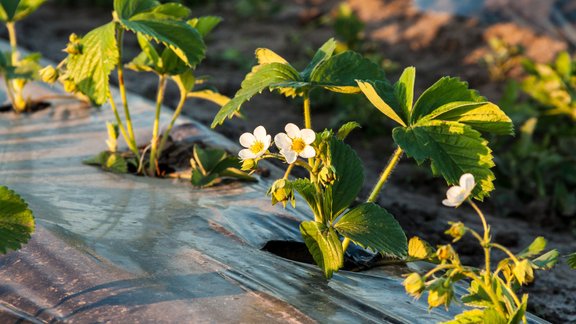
[0,0,44,112]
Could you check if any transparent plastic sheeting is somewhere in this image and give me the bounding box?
[0,85,543,323]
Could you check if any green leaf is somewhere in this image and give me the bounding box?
[567,252,576,269]
[517,236,546,258]
[334,203,407,257]
[188,16,222,38]
[292,179,320,217]
[329,137,364,218]
[483,308,507,324]
[0,185,35,254]
[395,66,415,121]
[136,33,161,68]
[211,63,300,127]
[411,77,484,124]
[356,79,406,126]
[119,17,205,68]
[336,121,360,140]
[0,0,45,22]
[508,295,528,324]
[300,221,343,279]
[393,120,495,199]
[66,22,119,106]
[143,2,190,20]
[114,0,158,20]
[530,249,559,270]
[190,145,255,187]
[461,280,493,309]
[301,38,337,80]
[310,51,386,94]
[421,101,513,135]
[442,309,484,324]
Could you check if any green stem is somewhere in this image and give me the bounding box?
[468,199,492,285]
[115,28,137,154]
[5,21,25,112]
[491,243,521,264]
[157,85,187,164]
[283,164,295,180]
[303,92,312,129]
[148,75,168,176]
[367,147,403,203]
[108,92,138,156]
[7,22,17,63]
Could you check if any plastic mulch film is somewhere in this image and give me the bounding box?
[0,80,548,323]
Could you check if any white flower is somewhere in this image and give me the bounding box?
[442,173,475,207]
[274,123,316,164]
[238,126,271,160]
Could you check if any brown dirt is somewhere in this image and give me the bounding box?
[5,0,576,322]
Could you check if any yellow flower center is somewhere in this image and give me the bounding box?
[250,141,265,154]
[291,138,306,153]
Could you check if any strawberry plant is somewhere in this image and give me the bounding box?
[404,174,558,324]
[52,0,228,176]
[0,185,35,254]
[0,0,45,112]
[217,37,512,277]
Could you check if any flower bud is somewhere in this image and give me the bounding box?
[63,79,77,93]
[39,65,59,84]
[241,158,256,171]
[427,278,453,309]
[403,273,425,298]
[437,244,457,262]
[318,166,335,185]
[64,33,83,55]
[268,179,295,208]
[445,222,466,242]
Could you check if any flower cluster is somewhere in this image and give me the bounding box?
[238,123,316,164]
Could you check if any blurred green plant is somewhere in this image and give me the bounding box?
[0,0,44,112]
[0,185,35,254]
[492,51,576,220]
[405,174,558,323]
[480,37,523,82]
[190,144,255,187]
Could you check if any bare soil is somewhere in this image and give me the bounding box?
[6,0,576,322]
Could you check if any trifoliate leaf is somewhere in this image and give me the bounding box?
[211,63,300,127]
[66,22,119,106]
[114,0,158,20]
[118,17,205,68]
[411,77,484,124]
[0,185,35,254]
[329,137,364,218]
[300,221,343,279]
[301,38,337,80]
[393,120,495,200]
[310,51,387,94]
[334,203,407,257]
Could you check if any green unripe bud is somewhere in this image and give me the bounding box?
[268,179,295,208]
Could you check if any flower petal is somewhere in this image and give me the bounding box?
[459,173,475,191]
[253,125,267,140]
[274,133,292,150]
[285,123,300,139]
[442,199,458,207]
[263,135,272,149]
[299,145,316,158]
[281,149,298,164]
[300,129,316,144]
[239,132,256,148]
[239,149,256,160]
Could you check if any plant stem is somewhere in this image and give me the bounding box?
[283,164,295,180]
[5,21,25,112]
[303,92,312,129]
[115,28,138,154]
[367,147,403,203]
[157,85,187,164]
[108,92,138,156]
[6,22,18,63]
[148,75,168,176]
[491,243,521,264]
[468,199,492,285]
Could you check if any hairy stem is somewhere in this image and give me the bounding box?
[303,92,312,129]
[148,75,168,176]
[157,85,188,164]
[367,147,403,203]
[469,199,492,285]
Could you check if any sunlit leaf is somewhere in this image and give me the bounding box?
[517,236,546,258]
[530,249,559,270]
[356,80,405,126]
[336,121,360,140]
[188,16,222,37]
